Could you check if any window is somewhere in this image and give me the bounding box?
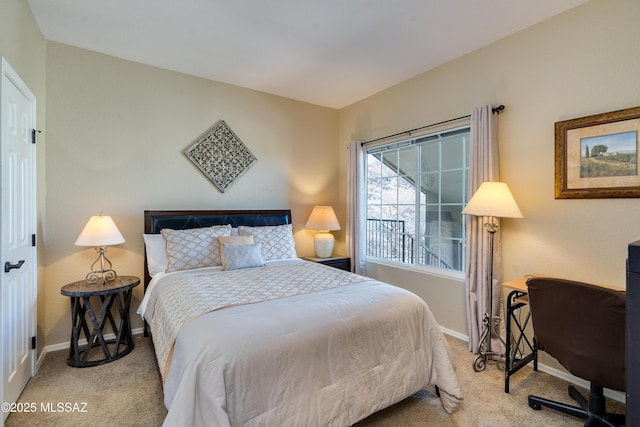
[365,126,469,272]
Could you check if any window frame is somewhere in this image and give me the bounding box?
[364,124,470,277]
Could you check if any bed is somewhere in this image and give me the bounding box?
[138,209,462,426]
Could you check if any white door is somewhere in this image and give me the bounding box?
[0,57,37,422]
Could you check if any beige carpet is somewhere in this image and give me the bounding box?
[6,334,625,426]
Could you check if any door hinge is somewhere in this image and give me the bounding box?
[31,129,41,144]
[31,336,36,350]
[32,234,36,247]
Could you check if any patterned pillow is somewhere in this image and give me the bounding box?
[221,243,264,270]
[238,224,297,261]
[217,235,254,266]
[161,225,231,272]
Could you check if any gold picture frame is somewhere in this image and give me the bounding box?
[555,106,640,199]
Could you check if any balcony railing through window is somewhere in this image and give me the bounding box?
[366,218,413,263]
[366,218,460,270]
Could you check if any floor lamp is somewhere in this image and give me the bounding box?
[462,181,523,372]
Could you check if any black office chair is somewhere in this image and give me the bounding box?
[526,277,626,427]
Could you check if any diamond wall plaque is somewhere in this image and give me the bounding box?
[184,120,257,193]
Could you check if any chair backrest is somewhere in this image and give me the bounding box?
[526,277,626,391]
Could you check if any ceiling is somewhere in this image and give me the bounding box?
[27,0,587,109]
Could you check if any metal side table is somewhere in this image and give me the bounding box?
[503,275,538,393]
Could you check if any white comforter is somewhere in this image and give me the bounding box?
[140,260,462,427]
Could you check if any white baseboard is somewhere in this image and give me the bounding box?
[440,329,625,404]
[35,327,146,372]
[537,363,626,403]
[440,326,468,342]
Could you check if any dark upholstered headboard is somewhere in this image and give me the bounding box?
[143,209,292,289]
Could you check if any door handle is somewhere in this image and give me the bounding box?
[4,260,25,273]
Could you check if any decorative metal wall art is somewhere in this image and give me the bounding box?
[184,120,257,193]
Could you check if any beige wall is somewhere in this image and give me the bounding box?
[4,0,640,353]
[1,0,47,355]
[43,42,339,345]
[338,0,640,335]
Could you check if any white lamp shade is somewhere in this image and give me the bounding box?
[75,215,125,247]
[305,206,341,231]
[462,182,523,218]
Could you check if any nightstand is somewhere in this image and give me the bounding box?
[302,255,351,272]
[60,275,140,367]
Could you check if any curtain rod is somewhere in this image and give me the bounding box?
[360,104,505,146]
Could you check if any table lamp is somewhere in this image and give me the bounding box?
[462,181,522,371]
[305,206,341,258]
[75,213,125,284]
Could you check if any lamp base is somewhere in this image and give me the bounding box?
[472,313,505,372]
[314,232,335,258]
[85,269,118,284]
[472,222,505,372]
[85,247,118,284]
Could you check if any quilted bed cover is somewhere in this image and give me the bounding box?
[140,260,462,426]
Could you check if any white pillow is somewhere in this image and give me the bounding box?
[143,234,169,277]
[237,224,297,261]
[218,235,254,266]
[221,243,265,270]
[161,225,232,272]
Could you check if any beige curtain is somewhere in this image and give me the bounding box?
[346,141,367,275]
[465,105,506,355]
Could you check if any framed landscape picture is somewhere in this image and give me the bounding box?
[555,106,640,198]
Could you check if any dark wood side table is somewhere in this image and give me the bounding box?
[60,275,140,368]
[302,255,351,272]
